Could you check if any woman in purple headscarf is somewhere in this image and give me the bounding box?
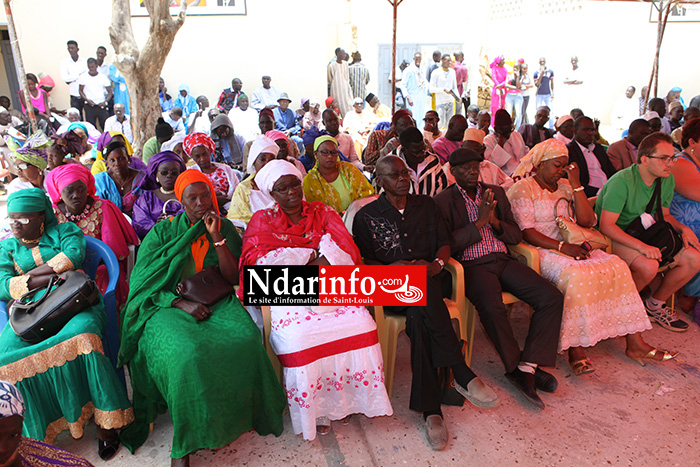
[488,56,508,125]
[132,151,187,239]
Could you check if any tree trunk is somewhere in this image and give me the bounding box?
[644,0,677,112]
[109,0,186,158]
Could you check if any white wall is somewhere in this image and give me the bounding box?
[0,0,697,128]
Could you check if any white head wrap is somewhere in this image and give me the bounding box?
[0,381,24,418]
[247,135,280,174]
[161,132,186,153]
[643,111,661,121]
[255,159,303,198]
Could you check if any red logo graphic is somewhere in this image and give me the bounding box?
[318,265,426,306]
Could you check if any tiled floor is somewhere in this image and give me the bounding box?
[57,303,700,467]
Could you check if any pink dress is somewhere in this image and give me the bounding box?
[490,58,508,123]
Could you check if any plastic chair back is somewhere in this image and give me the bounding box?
[83,236,126,388]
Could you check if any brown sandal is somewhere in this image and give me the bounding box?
[570,359,595,376]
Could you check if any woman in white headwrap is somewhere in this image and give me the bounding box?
[507,139,676,376]
[240,159,392,441]
[226,135,280,230]
[0,380,93,466]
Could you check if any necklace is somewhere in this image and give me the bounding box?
[21,236,41,244]
[160,187,175,195]
[66,203,91,222]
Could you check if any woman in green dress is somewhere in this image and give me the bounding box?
[118,170,285,467]
[0,188,133,460]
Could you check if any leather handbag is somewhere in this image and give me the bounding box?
[554,197,609,250]
[176,265,234,306]
[625,179,683,267]
[10,271,100,344]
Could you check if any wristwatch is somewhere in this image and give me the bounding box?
[434,258,445,270]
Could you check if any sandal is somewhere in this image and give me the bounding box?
[98,437,120,461]
[628,348,679,367]
[570,359,595,376]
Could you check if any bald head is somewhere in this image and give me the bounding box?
[446,114,468,142]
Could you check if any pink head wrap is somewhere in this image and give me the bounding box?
[46,164,96,205]
[265,130,288,142]
[39,75,55,88]
[183,132,216,157]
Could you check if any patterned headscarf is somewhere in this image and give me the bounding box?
[45,163,96,206]
[8,131,50,170]
[0,381,24,418]
[512,138,568,179]
[183,132,216,157]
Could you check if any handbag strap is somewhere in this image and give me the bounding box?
[553,197,574,221]
[644,178,663,219]
[12,275,61,313]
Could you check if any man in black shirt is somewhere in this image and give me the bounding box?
[354,156,497,451]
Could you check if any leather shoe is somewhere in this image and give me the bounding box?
[534,368,558,393]
[455,377,500,409]
[424,415,448,451]
[505,369,545,409]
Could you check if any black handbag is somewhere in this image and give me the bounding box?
[176,265,235,307]
[625,179,684,267]
[9,271,100,344]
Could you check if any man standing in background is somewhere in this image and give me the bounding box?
[533,57,555,129]
[429,54,459,130]
[328,47,355,117]
[60,40,88,119]
[349,51,371,101]
[453,52,468,116]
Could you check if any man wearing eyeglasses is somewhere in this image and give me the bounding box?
[597,132,700,333]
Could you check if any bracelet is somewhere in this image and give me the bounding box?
[434,258,445,270]
[214,238,227,248]
[573,186,585,192]
[557,241,564,252]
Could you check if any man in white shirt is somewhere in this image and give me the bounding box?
[78,58,112,131]
[229,95,260,142]
[428,54,459,130]
[95,46,110,77]
[59,40,88,119]
[162,107,185,135]
[104,103,132,143]
[186,96,212,135]
[250,75,280,111]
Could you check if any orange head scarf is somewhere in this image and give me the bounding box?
[174,169,220,272]
[174,169,219,216]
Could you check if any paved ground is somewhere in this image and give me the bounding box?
[54,302,700,467]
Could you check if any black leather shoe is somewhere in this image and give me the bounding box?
[534,368,558,393]
[98,437,120,461]
[505,369,545,409]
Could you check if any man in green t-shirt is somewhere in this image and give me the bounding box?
[597,132,700,333]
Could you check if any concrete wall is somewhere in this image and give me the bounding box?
[0,0,696,126]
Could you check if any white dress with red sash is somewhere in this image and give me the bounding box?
[257,233,393,440]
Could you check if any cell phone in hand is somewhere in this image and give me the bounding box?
[580,241,592,252]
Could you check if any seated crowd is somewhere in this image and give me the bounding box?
[2,58,700,466]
